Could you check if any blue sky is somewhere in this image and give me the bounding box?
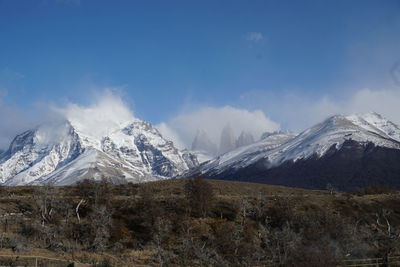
[1,0,400,148]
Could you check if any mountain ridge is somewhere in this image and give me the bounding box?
[191,112,400,190]
[1,111,400,189]
[0,118,198,185]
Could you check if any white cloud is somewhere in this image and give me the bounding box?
[320,88,400,124]
[245,32,264,42]
[156,122,186,149]
[53,89,135,139]
[239,87,400,132]
[0,89,135,150]
[1,88,281,152]
[3,85,400,154]
[158,106,280,149]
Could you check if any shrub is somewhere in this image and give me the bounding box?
[91,258,113,267]
[211,200,238,221]
[359,185,395,195]
[184,176,215,217]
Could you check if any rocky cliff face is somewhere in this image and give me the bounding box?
[191,129,218,156]
[219,124,236,155]
[235,131,254,148]
[0,119,198,185]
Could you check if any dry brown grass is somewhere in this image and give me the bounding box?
[0,178,399,266]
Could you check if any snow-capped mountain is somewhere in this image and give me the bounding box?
[192,112,400,191]
[252,112,400,167]
[188,131,295,177]
[0,118,198,185]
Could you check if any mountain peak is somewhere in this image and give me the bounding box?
[346,111,384,123]
[219,124,236,155]
[191,129,218,155]
[344,112,400,143]
[0,117,198,185]
[193,113,400,183]
[236,131,254,148]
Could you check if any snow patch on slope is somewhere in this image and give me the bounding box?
[0,119,198,185]
[191,131,295,176]
[196,113,400,177]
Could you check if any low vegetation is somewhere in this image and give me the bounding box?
[0,178,400,266]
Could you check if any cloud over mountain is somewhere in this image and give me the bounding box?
[53,90,135,139]
[157,106,280,150]
[239,86,400,132]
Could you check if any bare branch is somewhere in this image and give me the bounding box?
[76,199,85,223]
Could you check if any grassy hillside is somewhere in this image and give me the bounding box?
[0,179,400,266]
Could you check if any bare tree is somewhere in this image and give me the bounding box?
[265,222,301,266]
[75,199,85,223]
[34,186,59,226]
[326,183,337,195]
[372,209,400,264]
[152,217,173,267]
[90,205,112,252]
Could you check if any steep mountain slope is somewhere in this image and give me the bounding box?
[188,131,295,177]
[0,122,82,185]
[186,150,213,164]
[230,140,400,191]
[0,118,198,185]
[195,113,400,191]
[31,148,150,186]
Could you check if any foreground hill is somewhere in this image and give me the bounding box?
[192,112,400,191]
[1,178,400,266]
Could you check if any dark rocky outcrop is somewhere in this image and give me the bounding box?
[206,140,400,191]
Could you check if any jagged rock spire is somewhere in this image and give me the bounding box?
[235,131,254,148]
[191,129,218,156]
[219,124,236,155]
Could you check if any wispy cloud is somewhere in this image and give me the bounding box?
[157,106,280,149]
[0,88,132,150]
[244,32,264,42]
[2,85,400,152]
[53,89,135,139]
[238,86,400,132]
[54,0,81,5]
